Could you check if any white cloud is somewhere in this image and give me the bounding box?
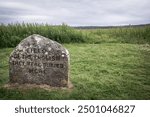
[0,1,35,10]
[0,0,150,25]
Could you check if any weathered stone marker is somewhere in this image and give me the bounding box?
[9,34,70,87]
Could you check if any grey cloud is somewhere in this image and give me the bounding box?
[0,0,150,25]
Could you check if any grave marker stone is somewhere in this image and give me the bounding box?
[9,34,70,87]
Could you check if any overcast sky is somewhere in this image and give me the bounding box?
[0,0,150,26]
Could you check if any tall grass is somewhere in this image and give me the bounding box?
[89,26,150,44]
[0,23,150,48]
[0,23,87,48]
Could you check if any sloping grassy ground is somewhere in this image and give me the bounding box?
[0,24,150,99]
[0,43,150,99]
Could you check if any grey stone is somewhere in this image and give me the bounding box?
[9,34,70,87]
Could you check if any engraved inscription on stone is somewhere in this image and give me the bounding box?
[9,34,69,87]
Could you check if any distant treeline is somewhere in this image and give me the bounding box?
[73,24,150,29]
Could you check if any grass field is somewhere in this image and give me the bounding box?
[0,24,150,99]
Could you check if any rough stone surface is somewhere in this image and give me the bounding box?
[9,34,70,87]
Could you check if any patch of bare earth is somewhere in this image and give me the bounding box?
[3,81,73,91]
